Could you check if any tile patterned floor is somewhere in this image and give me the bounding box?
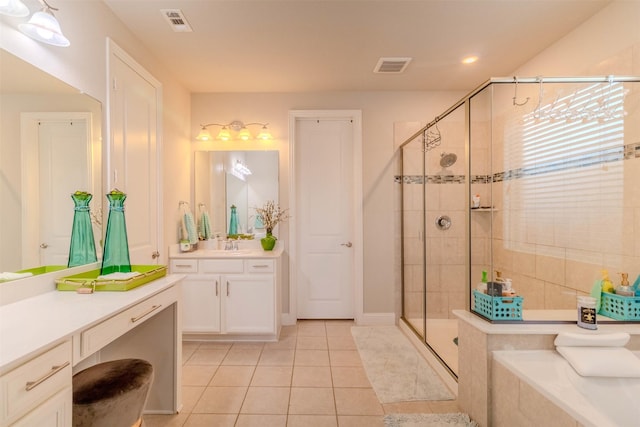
[144,320,459,427]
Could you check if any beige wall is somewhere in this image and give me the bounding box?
[191,91,463,314]
[0,0,192,266]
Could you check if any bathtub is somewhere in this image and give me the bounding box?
[493,350,640,427]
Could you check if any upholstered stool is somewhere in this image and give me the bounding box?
[72,358,154,427]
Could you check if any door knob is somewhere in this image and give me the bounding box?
[341,242,353,248]
[40,243,49,249]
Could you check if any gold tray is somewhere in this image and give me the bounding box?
[56,265,167,292]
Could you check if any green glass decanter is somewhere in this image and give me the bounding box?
[67,191,97,267]
[100,189,132,275]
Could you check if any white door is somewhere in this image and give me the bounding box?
[38,119,90,266]
[108,40,162,264]
[293,115,361,319]
[20,113,93,268]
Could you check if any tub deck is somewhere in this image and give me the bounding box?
[493,350,640,427]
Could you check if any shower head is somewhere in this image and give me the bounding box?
[440,152,457,168]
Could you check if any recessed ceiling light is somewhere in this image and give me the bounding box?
[462,55,479,65]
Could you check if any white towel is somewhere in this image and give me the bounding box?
[556,346,640,378]
[554,332,630,347]
[0,272,33,281]
[97,271,141,280]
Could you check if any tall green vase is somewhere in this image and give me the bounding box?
[228,205,239,236]
[100,189,132,275]
[67,191,97,267]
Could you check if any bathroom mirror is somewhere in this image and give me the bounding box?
[193,151,278,237]
[0,49,103,274]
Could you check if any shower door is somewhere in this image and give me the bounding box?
[401,131,426,336]
[423,104,467,377]
[401,103,468,378]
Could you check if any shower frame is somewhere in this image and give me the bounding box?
[399,75,640,379]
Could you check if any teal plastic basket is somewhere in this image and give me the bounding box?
[473,290,523,321]
[599,292,640,321]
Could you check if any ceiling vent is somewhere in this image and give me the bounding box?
[160,9,193,33]
[373,57,412,73]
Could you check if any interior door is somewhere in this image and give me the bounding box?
[295,118,355,319]
[38,119,90,266]
[108,40,162,264]
[20,113,93,268]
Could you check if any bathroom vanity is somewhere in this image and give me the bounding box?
[0,270,183,426]
[169,244,283,341]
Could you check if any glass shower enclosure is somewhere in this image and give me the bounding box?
[400,75,640,379]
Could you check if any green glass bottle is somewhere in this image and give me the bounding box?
[100,189,132,275]
[67,191,97,267]
[228,205,239,236]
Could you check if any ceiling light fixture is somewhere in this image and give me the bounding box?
[462,55,478,64]
[19,0,69,47]
[196,120,273,141]
[0,0,29,17]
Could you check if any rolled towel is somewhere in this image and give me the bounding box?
[0,272,34,281]
[97,271,141,280]
[554,332,630,347]
[556,346,640,377]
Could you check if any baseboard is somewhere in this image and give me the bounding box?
[281,313,296,326]
[281,312,395,326]
[356,312,396,326]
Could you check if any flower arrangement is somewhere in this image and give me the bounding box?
[254,200,289,235]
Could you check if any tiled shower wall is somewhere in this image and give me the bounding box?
[471,80,640,311]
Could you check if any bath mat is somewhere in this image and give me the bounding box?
[384,413,478,427]
[351,326,455,403]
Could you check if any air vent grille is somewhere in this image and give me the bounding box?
[373,57,412,73]
[160,9,193,32]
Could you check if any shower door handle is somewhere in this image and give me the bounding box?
[341,242,353,248]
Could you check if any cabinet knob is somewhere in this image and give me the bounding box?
[152,251,160,259]
[341,242,353,248]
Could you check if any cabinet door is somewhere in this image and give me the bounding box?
[182,276,221,332]
[11,387,71,427]
[223,275,274,334]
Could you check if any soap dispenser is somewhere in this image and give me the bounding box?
[601,270,614,294]
[616,273,634,297]
[477,270,488,293]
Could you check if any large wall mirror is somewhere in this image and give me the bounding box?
[0,49,102,275]
[194,151,278,238]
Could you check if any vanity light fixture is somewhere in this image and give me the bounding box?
[19,0,69,47]
[196,120,273,141]
[0,0,29,17]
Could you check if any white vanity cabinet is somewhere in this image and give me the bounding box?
[0,341,72,427]
[170,250,282,341]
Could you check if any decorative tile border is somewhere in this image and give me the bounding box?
[396,141,640,184]
[394,175,466,184]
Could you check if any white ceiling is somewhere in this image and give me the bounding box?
[103,0,611,93]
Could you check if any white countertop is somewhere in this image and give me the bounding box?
[0,274,184,374]
[169,244,283,259]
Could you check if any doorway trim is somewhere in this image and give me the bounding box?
[287,110,363,325]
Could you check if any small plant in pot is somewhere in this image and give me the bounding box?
[254,200,289,251]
